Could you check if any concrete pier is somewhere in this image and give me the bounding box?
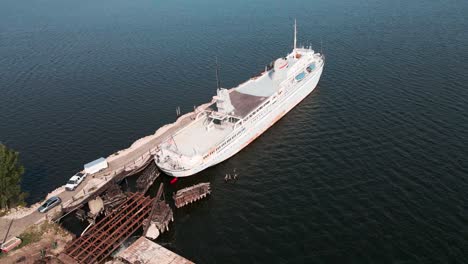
[114,237,194,264]
[0,101,211,244]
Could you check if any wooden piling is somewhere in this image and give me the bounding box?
[173,182,211,208]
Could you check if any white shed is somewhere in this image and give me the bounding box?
[84,157,108,174]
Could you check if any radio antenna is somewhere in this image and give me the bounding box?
[215,56,221,90]
[293,19,297,51]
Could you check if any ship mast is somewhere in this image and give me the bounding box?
[215,56,221,90]
[294,19,297,51]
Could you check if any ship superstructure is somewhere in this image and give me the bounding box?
[155,21,325,177]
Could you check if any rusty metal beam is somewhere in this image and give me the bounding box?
[66,192,144,256]
[85,204,151,263]
[62,192,154,264]
[72,195,150,259]
[78,198,152,261]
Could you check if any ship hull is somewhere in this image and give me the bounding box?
[158,65,324,177]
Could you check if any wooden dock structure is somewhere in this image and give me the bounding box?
[143,184,173,239]
[1,102,213,243]
[101,183,127,216]
[173,182,211,208]
[59,192,154,264]
[136,162,160,194]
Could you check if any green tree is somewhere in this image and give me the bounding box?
[0,144,27,210]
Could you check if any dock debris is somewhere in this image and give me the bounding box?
[87,196,104,219]
[1,236,21,253]
[173,182,211,208]
[136,162,160,193]
[102,183,127,215]
[144,184,173,240]
[75,208,87,222]
[60,192,154,264]
[224,168,239,182]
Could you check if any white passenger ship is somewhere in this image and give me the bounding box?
[155,21,325,177]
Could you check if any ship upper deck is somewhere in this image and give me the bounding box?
[171,115,234,156]
[228,56,297,118]
[236,57,294,95]
[162,51,317,157]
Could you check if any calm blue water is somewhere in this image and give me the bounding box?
[1,0,468,262]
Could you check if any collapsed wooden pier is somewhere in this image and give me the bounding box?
[58,169,216,263]
[136,162,160,194]
[59,192,154,264]
[143,184,173,239]
[173,182,211,208]
[101,183,126,215]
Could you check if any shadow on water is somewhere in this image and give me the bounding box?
[60,213,88,237]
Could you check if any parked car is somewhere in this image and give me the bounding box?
[65,172,87,191]
[38,196,61,213]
